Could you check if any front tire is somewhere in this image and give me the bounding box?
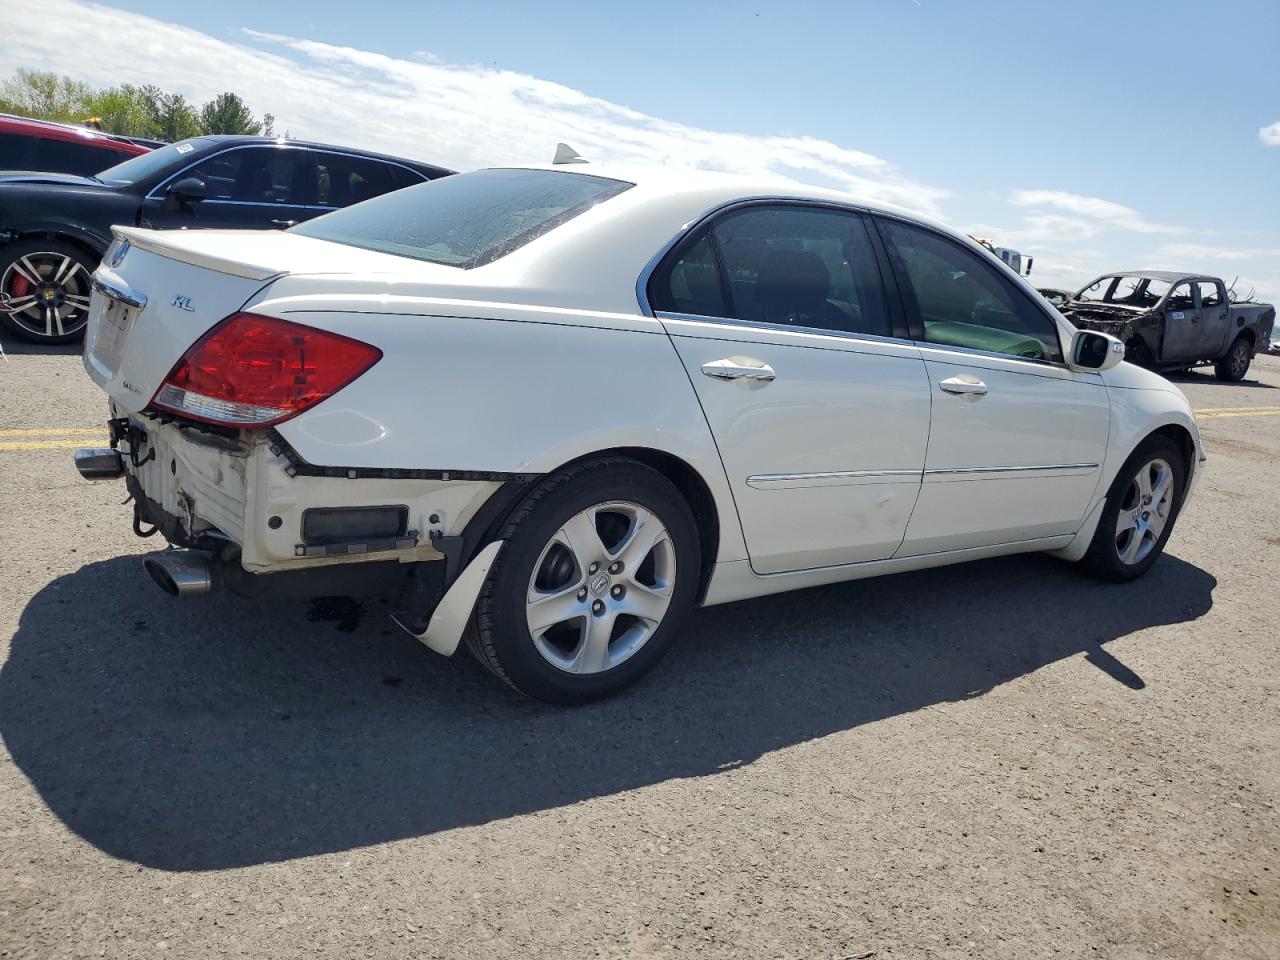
[1082,436,1185,582]
[0,239,97,344]
[467,458,701,703]
[1214,337,1252,382]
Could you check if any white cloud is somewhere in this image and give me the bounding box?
[1009,189,1187,235]
[0,0,949,216]
[1156,242,1280,261]
[1259,122,1280,146]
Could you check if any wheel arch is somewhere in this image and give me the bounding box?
[1149,422,1198,493]
[1,228,108,264]
[460,446,724,603]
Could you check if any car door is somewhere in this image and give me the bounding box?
[1195,280,1232,359]
[872,216,1110,557]
[1158,281,1202,362]
[142,146,314,230]
[648,202,932,575]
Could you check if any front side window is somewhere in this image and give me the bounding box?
[293,167,632,268]
[1198,280,1221,307]
[175,148,301,204]
[649,204,890,338]
[879,218,1062,362]
[1167,282,1195,311]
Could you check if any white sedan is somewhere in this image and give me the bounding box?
[77,162,1204,702]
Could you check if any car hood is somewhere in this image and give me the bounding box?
[1060,302,1151,327]
[0,170,107,188]
[1101,360,1186,397]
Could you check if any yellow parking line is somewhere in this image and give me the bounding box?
[0,427,106,437]
[0,439,105,451]
[1193,405,1280,415]
[1196,409,1280,420]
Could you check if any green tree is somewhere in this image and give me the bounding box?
[150,92,201,142]
[0,69,93,123]
[82,84,155,138]
[199,92,262,136]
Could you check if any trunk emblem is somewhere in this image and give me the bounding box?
[171,295,195,312]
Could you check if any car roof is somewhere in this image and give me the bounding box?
[1101,270,1215,283]
[0,114,151,154]
[503,161,938,226]
[191,135,454,176]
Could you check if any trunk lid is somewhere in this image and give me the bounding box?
[82,226,436,413]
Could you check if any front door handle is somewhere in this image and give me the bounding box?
[939,375,987,396]
[701,357,776,382]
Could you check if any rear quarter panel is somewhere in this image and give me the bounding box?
[262,299,749,564]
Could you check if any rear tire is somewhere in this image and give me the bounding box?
[467,457,700,703]
[0,238,97,344]
[1082,435,1185,582]
[1214,337,1252,382]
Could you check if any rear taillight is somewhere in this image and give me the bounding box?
[151,312,382,427]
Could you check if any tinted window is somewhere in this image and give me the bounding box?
[0,133,35,170]
[650,204,890,337]
[32,138,126,176]
[879,218,1062,362]
[293,168,633,268]
[649,232,727,318]
[303,153,421,207]
[184,148,300,203]
[1198,281,1221,307]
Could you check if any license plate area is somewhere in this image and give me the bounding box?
[88,296,137,374]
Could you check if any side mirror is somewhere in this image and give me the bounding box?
[167,176,207,202]
[1068,329,1125,372]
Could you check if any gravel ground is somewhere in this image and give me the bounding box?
[1,339,1277,959]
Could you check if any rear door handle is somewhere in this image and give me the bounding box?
[939,375,987,396]
[701,357,776,382]
[270,219,297,228]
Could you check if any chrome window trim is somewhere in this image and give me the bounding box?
[912,339,1101,379]
[145,143,428,202]
[656,310,919,352]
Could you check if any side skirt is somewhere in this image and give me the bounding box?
[701,534,1075,607]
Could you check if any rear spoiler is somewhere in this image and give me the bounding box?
[112,226,286,283]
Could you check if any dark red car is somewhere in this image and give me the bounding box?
[0,114,153,177]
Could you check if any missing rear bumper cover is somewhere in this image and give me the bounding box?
[266,430,542,483]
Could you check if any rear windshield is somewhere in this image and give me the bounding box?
[292,167,634,268]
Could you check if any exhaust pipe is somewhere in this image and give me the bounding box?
[74,447,124,481]
[143,550,215,598]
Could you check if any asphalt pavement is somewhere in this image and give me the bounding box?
[1,338,1277,959]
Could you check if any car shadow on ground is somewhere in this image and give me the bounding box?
[0,551,1215,871]
[1166,369,1276,390]
[0,333,83,357]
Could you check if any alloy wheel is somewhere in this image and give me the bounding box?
[1,252,92,340]
[1230,342,1249,379]
[525,500,676,674]
[1114,457,1175,565]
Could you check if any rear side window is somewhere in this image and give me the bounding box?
[31,138,127,176]
[292,168,633,268]
[305,153,422,208]
[878,218,1062,362]
[649,203,890,338]
[0,133,35,170]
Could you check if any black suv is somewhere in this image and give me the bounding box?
[0,135,453,343]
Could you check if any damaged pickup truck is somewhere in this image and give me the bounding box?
[1058,272,1275,381]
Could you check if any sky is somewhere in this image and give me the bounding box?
[2,0,1278,302]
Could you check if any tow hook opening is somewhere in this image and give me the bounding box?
[143,549,217,598]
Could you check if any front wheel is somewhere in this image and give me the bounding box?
[467,458,701,703]
[1082,436,1185,582]
[1214,337,1252,382]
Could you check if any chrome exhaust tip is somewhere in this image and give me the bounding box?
[74,447,124,481]
[143,550,215,598]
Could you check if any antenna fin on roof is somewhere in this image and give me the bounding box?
[552,143,588,165]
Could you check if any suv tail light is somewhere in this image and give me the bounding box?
[151,312,382,427]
